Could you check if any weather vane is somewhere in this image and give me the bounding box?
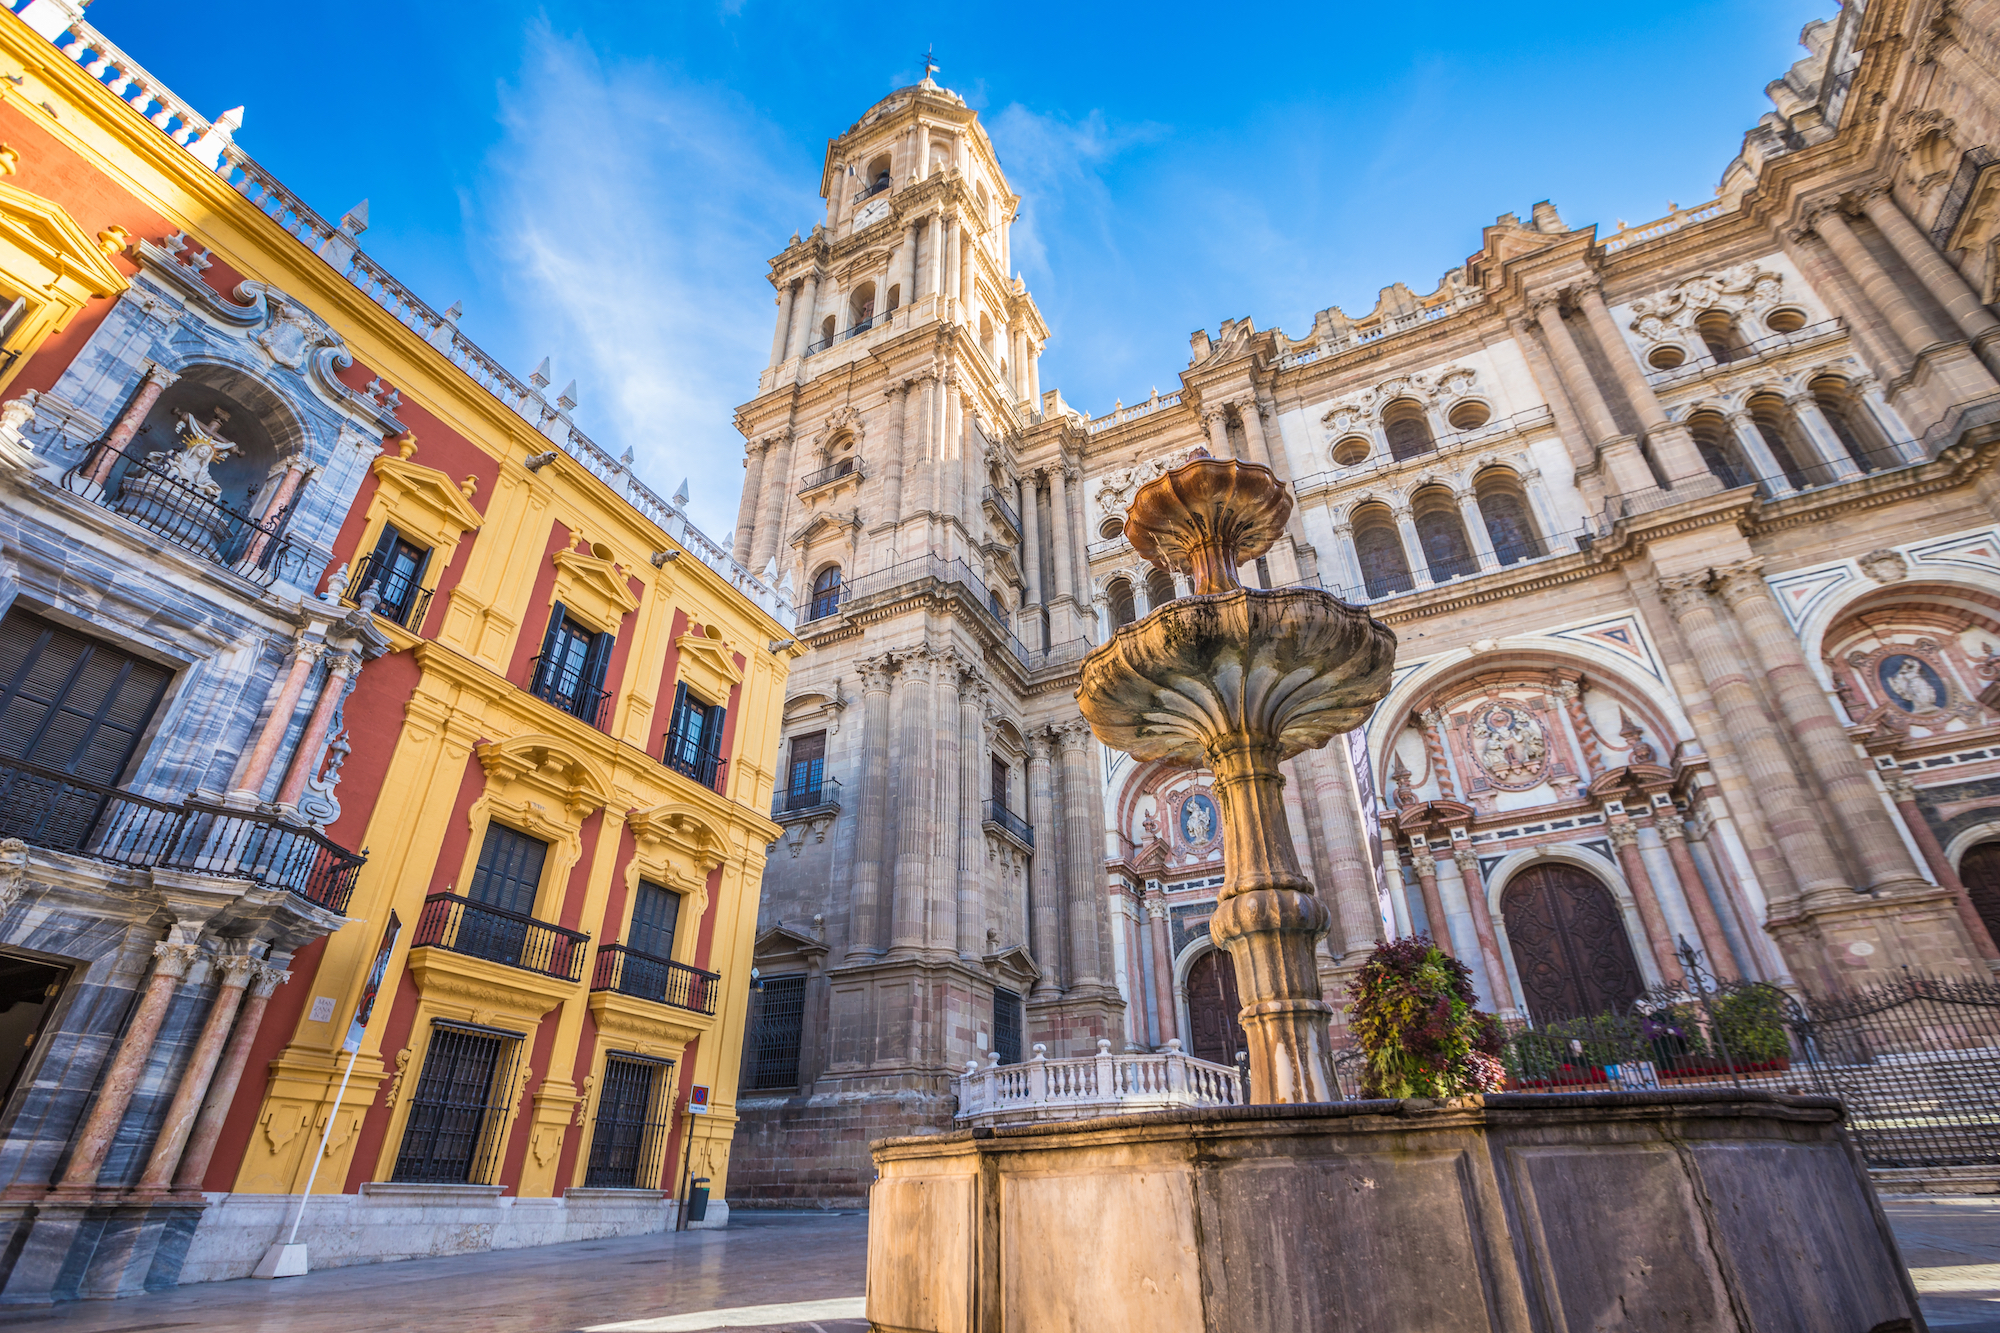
[922,45,939,80]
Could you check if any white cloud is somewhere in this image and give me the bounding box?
[476,22,817,541]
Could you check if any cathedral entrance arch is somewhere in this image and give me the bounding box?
[1183,947,1246,1067]
[1500,864,1645,1020]
[1961,843,2000,952]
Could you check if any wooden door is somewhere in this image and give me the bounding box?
[1185,948,1246,1066]
[1962,843,2000,951]
[1500,864,1646,1020]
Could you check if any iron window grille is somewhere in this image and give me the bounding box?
[584,1051,677,1189]
[993,987,1023,1066]
[748,974,807,1090]
[392,1019,524,1185]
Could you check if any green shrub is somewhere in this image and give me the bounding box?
[1346,936,1506,1098]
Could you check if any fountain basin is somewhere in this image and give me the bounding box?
[865,1091,1922,1332]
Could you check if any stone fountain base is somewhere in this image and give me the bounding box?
[865,1091,1922,1332]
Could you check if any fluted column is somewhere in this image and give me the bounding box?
[1714,562,1934,897]
[880,383,908,533]
[1027,731,1061,994]
[275,652,357,810]
[926,210,945,301]
[1573,279,1708,485]
[1658,573,1844,899]
[1882,769,2000,959]
[957,676,986,957]
[86,363,178,485]
[136,951,257,1193]
[749,429,795,572]
[785,273,819,363]
[1787,393,1863,479]
[767,284,794,367]
[1146,892,1178,1044]
[174,957,291,1192]
[1810,205,1957,365]
[1020,470,1043,607]
[901,219,920,305]
[934,371,960,522]
[1307,749,1384,956]
[1048,464,1075,607]
[1860,186,2000,360]
[1408,849,1451,952]
[732,440,767,564]
[1235,399,1275,469]
[1203,407,1231,458]
[1657,819,1742,978]
[847,657,895,961]
[230,640,323,801]
[1058,723,1104,988]
[1456,489,1499,569]
[908,376,935,521]
[1608,820,1685,984]
[1451,846,1515,1010]
[1393,504,1431,587]
[56,939,201,1191]
[928,655,961,954]
[1381,841,1414,937]
[889,653,935,955]
[1530,297,1656,495]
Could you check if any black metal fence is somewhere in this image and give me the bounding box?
[0,756,364,914]
[591,944,720,1015]
[1330,941,2000,1170]
[413,891,589,981]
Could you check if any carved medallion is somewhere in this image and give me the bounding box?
[1468,703,1548,790]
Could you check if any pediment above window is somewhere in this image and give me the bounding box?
[674,629,743,702]
[552,546,640,632]
[371,446,484,548]
[476,733,612,818]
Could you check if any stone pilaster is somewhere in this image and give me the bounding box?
[889,652,935,956]
[1056,723,1104,988]
[1026,729,1061,995]
[956,673,986,958]
[846,656,895,961]
[1607,819,1685,986]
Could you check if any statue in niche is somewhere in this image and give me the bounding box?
[1469,703,1547,789]
[1881,654,1946,715]
[1179,791,1217,848]
[148,410,239,499]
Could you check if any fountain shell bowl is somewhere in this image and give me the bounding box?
[1077,586,1397,767]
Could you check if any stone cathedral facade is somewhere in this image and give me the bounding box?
[732,0,2000,1205]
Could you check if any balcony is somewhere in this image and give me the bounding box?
[528,656,612,730]
[955,1039,1243,1127]
[341,551,433,631]
[982,486,1021,539]
[804,311,884,356]
[62,438,304,588]
[591,944,720,1015]
[660,739,727,793]
[773,775,843,819]
[983,799,1034,850]
[0,756,363,914]
[798,459,865,496]
[412,892,589,982]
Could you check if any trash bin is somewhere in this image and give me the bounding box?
[686,1177,709,1223]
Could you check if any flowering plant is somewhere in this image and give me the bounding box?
[1345,936,1507,1099]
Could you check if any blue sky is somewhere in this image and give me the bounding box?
[98,0,1829,540]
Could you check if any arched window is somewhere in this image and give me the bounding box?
[1145,568,1176,609]
[1108,578,1136,629]
[1747,392,1814,490]
[1412,486,1477,582]
[808,565,843,621]
[1472,470,1544,565]
[1687,410,1752,489]
[1382,399,1435,461]
[885,283,901,313]
[818,315,835,349]
[849,282,877,331]
[865,154,891,195]
[1694,309,1744,364]
[1811,375,1888,472]
[1351,504,1413,599]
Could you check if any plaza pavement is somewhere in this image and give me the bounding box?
[0,1196,1993,1331]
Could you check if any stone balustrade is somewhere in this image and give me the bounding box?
[955,1038,1243,1126]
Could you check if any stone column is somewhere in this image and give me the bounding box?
[1882,769,2000,959]
[1657,819,1742,978]
[901,220,920,306]
[1146,891,1178,1044]
[1309,749,1385,957]
[1381,841,1414,937]
[880,384,908,532]
[135,951,258,1193]
[786,273,819,363]
[1058,724,1104,988]
[1573,280,1708,485]
[244,462,309,565]
[1715,561,1934,898]
[56,939,201,1191]
[1203,407,1232,458]
[1530,297,1656,496]
[1027,730,1061,994]
[1456,489,1500,569]
[1235,399,1275,470]
[935,373,960,522]
[86,363,177,485]
[1860,187,2000,359]
[926,211,945,302]
[749,429,795,572]
[732,440,767,564]
[1810,206,1957,364]
[1608,820,1685,984]
[173,957,291,1193]
[1727,410,1795,491]
[275,652,358,810]
[1857,376,1924,462]
[943,215,960,304]
[914,122,930,184]
[1028,342,1042,407]
[957,675,986,957]
[1020,470,1043,607]
[889,653,935,955]
[1787,393,1863,480]
[846,657,895,961]
[1407,849,1451,952]
[1393,504,1431,587]
[229,640,324,802]
[1658,573,1847,900]
[767,284,794,367]
[1048,463,1075,610]
[1451,846,1515,1011]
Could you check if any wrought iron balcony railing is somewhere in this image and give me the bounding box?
[982,486,1021,537]
[804,312,883,356]
[527,656,613,730]
[660,737,727,793]
[985,799,1034,848]
[341,551,433,631]
[62,438,304,587]
[0,756,364,914]
[412,891,589,981]
[799,459,864,495]
[774,774,843,817]
[590,943,720,1015]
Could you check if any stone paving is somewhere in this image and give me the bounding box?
[0,1196,1993,1330]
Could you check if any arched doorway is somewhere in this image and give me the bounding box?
[1500,864,1645,1020]
[1184,948,1246,1067]
[1961,843,2000,949]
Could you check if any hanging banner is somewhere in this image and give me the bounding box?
[344,909,401,1054]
